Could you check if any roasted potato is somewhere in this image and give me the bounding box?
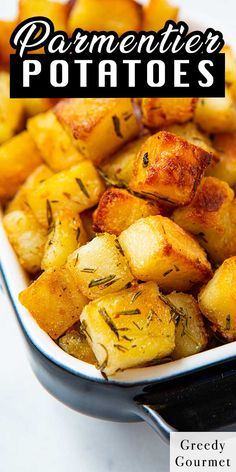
[141,98,197,129]
[0,131,42,203]
[194,90,236,133]
[19,0,68,32]
[0,72,25,145]
[166,292,208,360]
[59,323,96,364]
[129,131,211,206]
[209,132,236,186]
[27,161,105,228]
[142,0,179,31]
[68,0,141,36]
[28,111,84,171]
[93,187,163,235]
[165,122,219,167]
[199,257,236,341]
[23,99,56,118]
[6,164,53,213]
[19,267,88,339]
[55,98,140,165]
[80,282,175,376]
[101,137,148,187]
[0,19,17,66]
[41,210,87,271]
[173,177,236,264]
[3,209,47,273]
[119,216,212,292]
[67,233,134,300]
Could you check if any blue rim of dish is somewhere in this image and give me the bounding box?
[1,261,235,386]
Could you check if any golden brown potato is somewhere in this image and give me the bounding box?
[141,98,197,129]
[0,72,25,145]
[199,257,236,341]
[0,19,17,66]
[0,131,42,203]
[3,209,47,273]
[27,161,105,228]
[55,98,140,165]
[194,90,236,133]
[142,0,178,31]
[6,165,53,213]
[19,0,69,32]
[41,210,87,271]
[27,111,84,171]
[67,233,134,300]
[59,324,96,364]
[173,177,236,264]
[68,0,141,36]
[129,131,211,206]
[23,99,56,118]
[19,267,88,339]
[93,187,163,235]
[80,282,175,376]
[165,122,219,167]
[101,137,148,187]
[119,216,212,292]
[166,292,208,360]
[209,132,236,186]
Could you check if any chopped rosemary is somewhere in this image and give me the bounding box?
[99,307,120,340]
[88,274,117,288]
[131,291,142,303]
[74,253,79,267]
[97,168,127,189]
[124,282,132,289]
[80,320,92,341]
[121,335,133,342]
[114,344,129,352]
[225,314,231,331]
[46,199,53,229]
[174,265,180,272]
[76,227,81,242]
[98,343,109,371]
[163,269,173,277]
[80,268,96,273]
[112,115,123,138]
[142,152,149,168]
[75,178,90,198]
[133,321,143,330]
[115,238,125,256]
[123,112,132,121]
[115,309,141,317]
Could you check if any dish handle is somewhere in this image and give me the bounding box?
[135,359,236,441]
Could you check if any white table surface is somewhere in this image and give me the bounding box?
[0,1,236,471]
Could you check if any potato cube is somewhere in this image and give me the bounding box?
[119,216,212,291]
[199,257,236,341]
[7,165,53,213]
[27,161,105,228]
[165,122,219,167]
[173,177,236,264]
[194,90,236,133]
[68,0,141,36]
[3,209,47,274]
[23,99,56,118]
[209,132,236,186]
[19,267,88,339]
[129,131,211,206]
[27,111,84,171]
[55,98,140,165]
[0,19,17,66]
[101,136,148,187]
[0,72,24,145]
[41,210,87,270]
[0,131,42,203]
[93,188,163,235]
[80,282,175,375]
[67,233,134,300]
[141,98,197,129]
[19,0,68,32]
[166,292,208,360]
[142,0,178,31]
[59,323,96,364]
